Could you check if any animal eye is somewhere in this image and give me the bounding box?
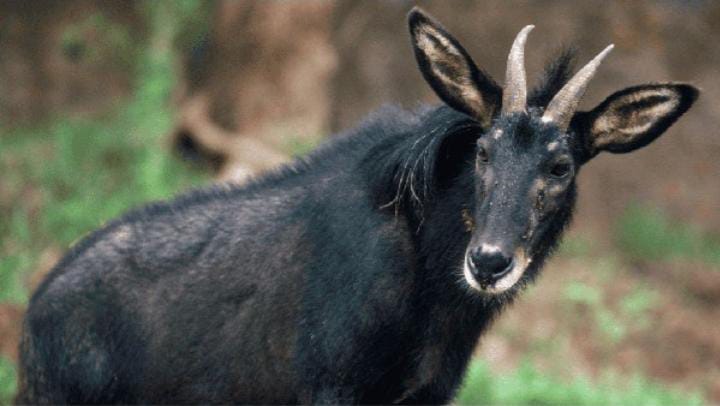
[477,146,489,163]
[550,162,571,178]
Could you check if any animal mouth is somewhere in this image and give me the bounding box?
[463,249,531,294]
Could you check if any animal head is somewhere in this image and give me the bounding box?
[408,8,698,295]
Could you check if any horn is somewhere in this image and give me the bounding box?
[542,44,615,131]
[501,25,535,115]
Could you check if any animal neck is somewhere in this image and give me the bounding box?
[411,176,511,335]
[364,121,527,333]
[362,107,483,295]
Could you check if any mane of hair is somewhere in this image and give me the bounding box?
[529,48,577,108]
[361,106,479,219]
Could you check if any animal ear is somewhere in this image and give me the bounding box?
[408,7,501,127]
[574,83,698,158]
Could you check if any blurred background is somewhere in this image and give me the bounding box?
[0,0,718,403]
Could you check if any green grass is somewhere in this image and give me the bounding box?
[562,279,658,345]
[286,136,322,158]
[563,281,626,343]
[457,360,704,405]
[0,356,17,404]
[557,234,594,258]
[0,111,208,302]
[615,204,720,266]
[0,1,209,305]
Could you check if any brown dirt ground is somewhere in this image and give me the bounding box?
[479,237,720,402]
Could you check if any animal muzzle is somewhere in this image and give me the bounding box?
[463,245,530,294]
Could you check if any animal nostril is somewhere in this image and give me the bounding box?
[492,257,514,278]
[483,253,512,278]
[469,249,514,282]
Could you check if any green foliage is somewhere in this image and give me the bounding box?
[456,360,704,406]
[0,254,31,304]
[557,234,594,258]
[615,204,720,266]
[563,281,602,307]
[0,356,17,405]
[286,136,322,158]
[620,288,658,319]
[563,281,624,343]
[0,5,210,402]
[562,280,658,344]
[0,0,210,304]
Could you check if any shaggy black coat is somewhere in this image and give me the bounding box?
[16,99,568,404]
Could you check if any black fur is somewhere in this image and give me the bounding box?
[529,48,576,108]
[16,9,698,405]
[15,103,565,404]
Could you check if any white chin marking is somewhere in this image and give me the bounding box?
[480,244,501,254]
[463,250,530,294]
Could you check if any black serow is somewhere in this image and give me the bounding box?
[17,8,698,405]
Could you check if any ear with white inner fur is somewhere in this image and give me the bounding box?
[408,7,501,127]
[573,83,698,158]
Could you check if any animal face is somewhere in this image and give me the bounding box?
[408,8,698,294]
[464,112,575,293]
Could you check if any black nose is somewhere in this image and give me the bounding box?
[469,248,514,285]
